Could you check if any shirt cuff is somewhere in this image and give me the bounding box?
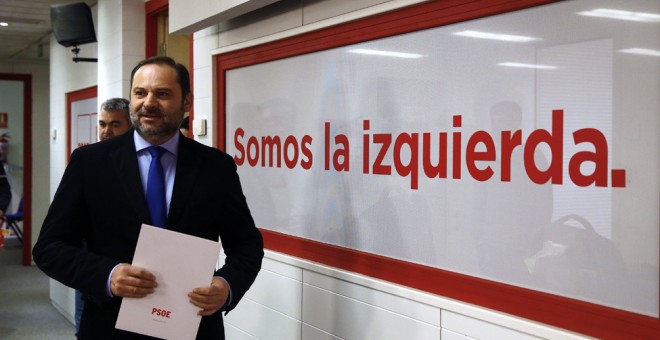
[106,264,121,297]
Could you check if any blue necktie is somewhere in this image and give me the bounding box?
[146,146,167,228]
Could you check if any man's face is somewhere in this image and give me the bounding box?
[98,109,130,141]
[129,63,191,142]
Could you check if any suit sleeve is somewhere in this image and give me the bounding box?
[32,148,119,300]
[213,153,264,312]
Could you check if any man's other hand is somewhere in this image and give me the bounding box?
[188,276,228,316]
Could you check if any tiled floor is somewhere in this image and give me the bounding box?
[0,240,76,339]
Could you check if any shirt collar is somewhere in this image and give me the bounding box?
[133,130,179,156]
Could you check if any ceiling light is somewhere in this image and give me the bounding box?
[577,8,660,22]
[0,22,8,27]
[452,30,539,42]
[498,62,557,70]
[618,48,660,57]
[348,49,423,59]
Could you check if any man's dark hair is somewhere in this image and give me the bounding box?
[129,56,191,99]
[180,116,190,129]
[100,97,129,113]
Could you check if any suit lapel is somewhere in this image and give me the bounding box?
[167,134,203,231]
[110,131,152,224]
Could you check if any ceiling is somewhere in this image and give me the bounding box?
[0,0,96,61]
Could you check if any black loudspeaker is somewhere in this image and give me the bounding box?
[50,2,97,47]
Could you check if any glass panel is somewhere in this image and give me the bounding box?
[70,97,97,152]
[226,0,660,316]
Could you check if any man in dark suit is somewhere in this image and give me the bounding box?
[33,56,264,339]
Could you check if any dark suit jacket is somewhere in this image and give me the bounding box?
[0,164,12,213]
[33,130,264,339]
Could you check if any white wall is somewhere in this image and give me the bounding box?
[97,0,145,101]
[224,251,585,340]
[48,25,99,326]
[191,25,219,145]
[48,0,99,317]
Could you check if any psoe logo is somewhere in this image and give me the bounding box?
[151,307,172,318]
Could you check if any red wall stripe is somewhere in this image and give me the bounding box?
[262,229,659,338]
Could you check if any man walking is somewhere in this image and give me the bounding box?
[34,56,264,339]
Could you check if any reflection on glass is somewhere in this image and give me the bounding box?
[452,30,540,42]
[577,8,660,22]
[226,0,660,317]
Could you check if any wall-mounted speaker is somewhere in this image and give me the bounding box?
[50,2,96,48]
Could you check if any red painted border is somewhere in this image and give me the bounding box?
[216,0,660,338]
[0,73,32,266]
[263,229,659,338]
[66,86,98,161]
[217,62,226,151]
[188,34,194,136]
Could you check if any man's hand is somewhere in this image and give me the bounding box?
[188,276,229,316]
[110,263,158,298]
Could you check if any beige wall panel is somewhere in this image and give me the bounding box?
[217,2,302,48]
[169,0,280,35]
[302,0,393,24]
